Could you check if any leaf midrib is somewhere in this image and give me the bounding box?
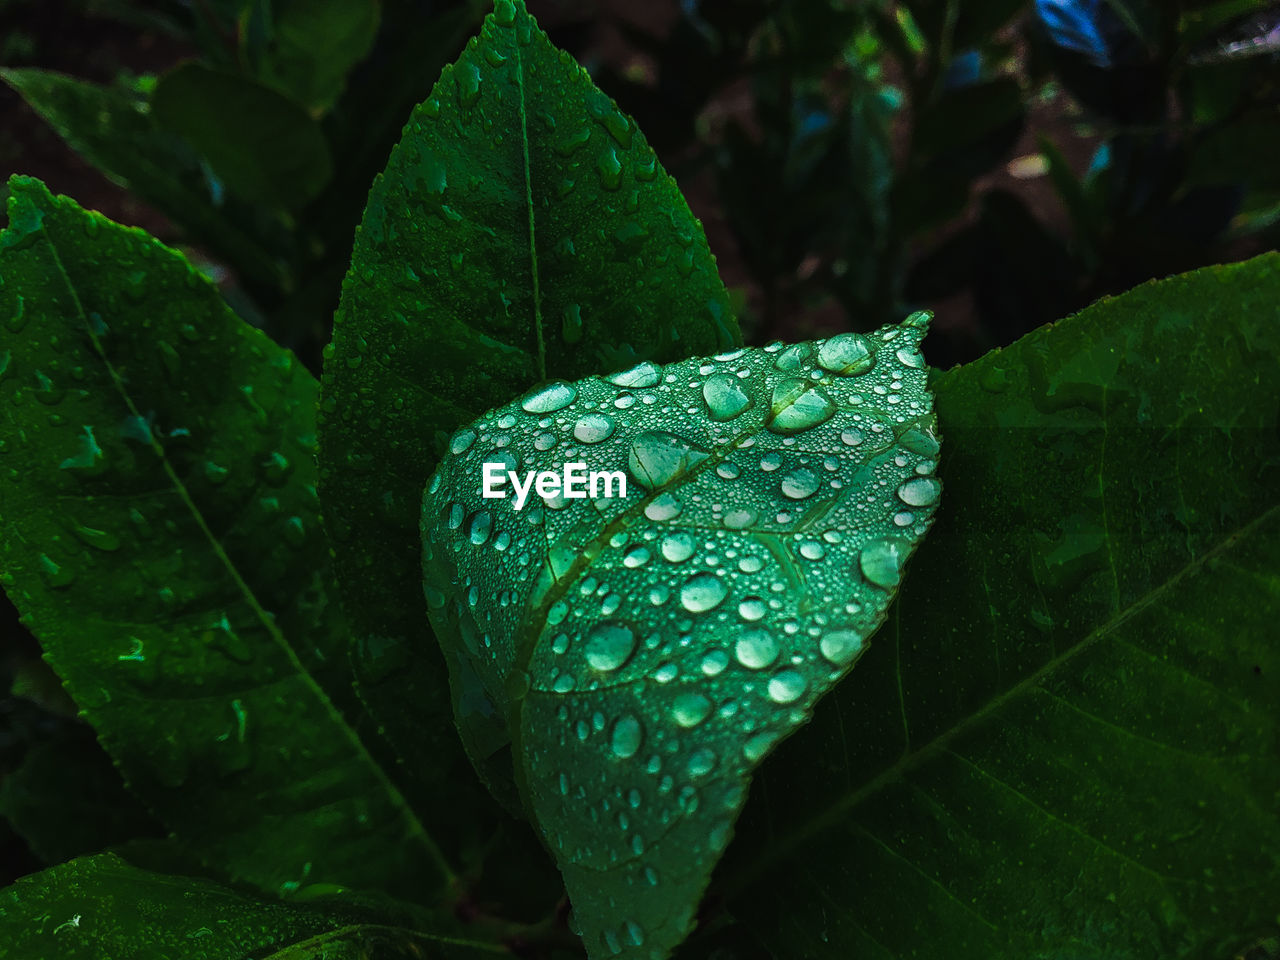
[30,213,455,888]
[719,498,1280,901]
[511,10,546,383]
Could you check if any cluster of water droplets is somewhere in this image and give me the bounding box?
[422,310,939,959]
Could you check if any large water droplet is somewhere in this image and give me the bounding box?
[860,538,908,588]
[898,424,940,458]
[573,412,616,444]
[597,146,623,190]
[768,379,835,434]
[734,628,778,669]
[644,492,681,521]
[457,60,482,108]
[610,714,644,758]
[817,333,875,375]
[605,361,661,389]
[628,431,708,490]
[702,373,752,421]
[680,572,726,613]
[897,476,941,507]
[767,669,806,704]
[819,628,864,666]
[672,691,712,728]
[465,510,492,546]
[450,428,476,455]
[780,467,820,500]
[584,621,638,672]
[521,381,577,413]
[660,532,695,563]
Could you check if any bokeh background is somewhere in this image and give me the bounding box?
[2,0,1278,889]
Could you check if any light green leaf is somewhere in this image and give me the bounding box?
[0,853,505,960]
[0,176,449,901]
[317,0,739,848]
[720,253,1280,959]
[422,314,940,959]
[151,63,334,211]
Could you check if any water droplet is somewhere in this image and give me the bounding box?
[465,510,492,546]
[644,493,682,521]
[597,146,623,190]
[586,89,633,148]
[450,428,476,455]
[767,669,806,704]
[635,154,657,181]
[819,628,864,666]
[743,730,777,763]
[628,431,708,490]
[70,522,120,551]
[584,622,637,672]
[701,649,729,676]
[605,361,661,388]
[897,476,941,507]
[780,467,820,500]
[898,424,940,458]
[773,343,811,372]
[623,919,644,947]
[521,380,577,413]
[623,544,651,568]
[556,127,592,156]
[860,538,908,588]
[768,379,835,434]
[37,553,74,588]
[493,0,516,24]
[687,748,716,778]
[679,572,726,613]
[573,412,616,444]
[735,628,778,669]
[457,60,482,107]
[723,507,757,529]
[610,714,644,758]
[702,373,752,421]
[672,691,712,728]
[817,333,875,375]
[660,532,694,563]
[798,540,825,560]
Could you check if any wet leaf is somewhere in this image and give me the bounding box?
[422,314,940,959]
[0,176,449,901]
[151,63,334,211]
[722,253,1280,958]
[317,0,739,851]
[0,853,504,960]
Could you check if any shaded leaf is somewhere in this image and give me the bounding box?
[250,0,381,111]
[422,315,940,959]
[151,63,334,211]
[0,68,286,292]
[317,0,739,855]
[0,853,506,960]
[0,177,449,900]
[722,254,1280,958]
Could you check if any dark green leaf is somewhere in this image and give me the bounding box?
[151,63,334,211]
[317,0,739,848]
[0,725,163,865]
[1188,118,1280,191]
[0,68,287,292]
[0,177,450,900]
[0,853,506,960]
[723,254,1280,958]
[423,315,940,959]
[251,0,380,111]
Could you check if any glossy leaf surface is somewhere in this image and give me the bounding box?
[422,314,940,959]
[722,253,1280,959]
[0,177,447,900]
[318,0,738,843]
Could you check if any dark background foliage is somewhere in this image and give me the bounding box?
[2,0,1277,891]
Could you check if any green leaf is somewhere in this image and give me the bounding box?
[251,0,381,111]
[721,254,1280,958]
[0,725,163,865]
[0,176,449,900]
[317,0,739,847]
[0,68,286,292]
[422,314,941,959]
[0,853,505,960]
[151,63,334,212]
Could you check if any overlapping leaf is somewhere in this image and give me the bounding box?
[719,253,1280,959]
[0,177,447,900]
[318,0,738,845]
[422,314,940,959]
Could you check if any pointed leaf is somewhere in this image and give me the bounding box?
[317,0,739,845]
[722,253,1280,958]
[0,177,450,900]
[0,853,505,960]
[422,314,940,959]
